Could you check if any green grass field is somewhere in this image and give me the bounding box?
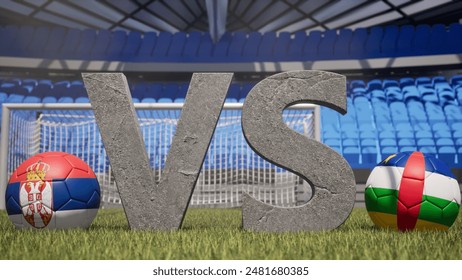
[1,208,461,260]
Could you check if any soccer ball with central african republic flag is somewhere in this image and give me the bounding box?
[365,151,460,231]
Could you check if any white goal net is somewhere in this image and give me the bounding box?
[0,103,319,209]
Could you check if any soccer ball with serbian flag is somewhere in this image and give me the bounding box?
[5,152,100,229]
[365,151,460,231]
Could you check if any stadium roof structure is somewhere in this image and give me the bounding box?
[1,0,462,39]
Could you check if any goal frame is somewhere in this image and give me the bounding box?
[0,102,320,209]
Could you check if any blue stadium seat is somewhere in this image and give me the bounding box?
[137,32,157,61]
[355,100,373,124]
[448,23,462,54]
[0,83,16,94]
[339,108,356,124]
[273,32,291,61]
[5,94,25,103]
[407,101,427,123]
[413,24,431,55]
[75,97,89,103]
[23,96,41,103]
[349,28,367,58]
[153,32,173,61]
[342,130,359,140]
[429,24,448,54]
[362,147,378,167]
[382,146,398,156]
[343,138,359,147]
[367,79,382,91]
[22,79,37,87]
[358,122,375,133]
[381,25,399,57]
[323,127,340,140]
[361,138,376,147]
[257,32,277,61]
[365,26,383,57]
[419,146,437,156]
[379,130,395,139]
[425,102,446,124]
[395,122,413,132]
[444,104,462,125]
[317,30,337,60]
[27,26,50,57]
[371,90,386,103]
[418,86,439,104]
[213,32,232,60]
[226,84,240,103]
[302,30,321,60]
[141,97,156,103]
[390,101,409,123]
[383,79,399,88]
[239,83,255,102]
[132,82,148,100]
[400,146,417,153]
[417,138,435,148]
[457,139,462,149]
[335,28,353,59]
[12,26,35,56]
[121,31,142,60]
[42,96,58,103]
[450,75,462,89]
[167,32,187,60]
[163,84,178,100]
[106,30,127,60]
[147,83,162,100]
[174,83,188,103]
[415,130,433,139]
[57,96,74,103]
[436,138,455,147]
[90,30,111,59]
[402,86,420,103]
[182,32,202,61]
[380,138,397,147]
[42,26,66,58]
[242,32,261,60]
[287,31,307,60]
[385,86,403,102]
[32,80,52,97]
[69,81,86,98]
[434,130,452,138]
[75,29,97,59]
[451,122,462,132]
[438,146,457,166]
[197,33,213,60]
[343,146,360,168]
[325,138,341,147]
[228,32,246,59]
[360,131,376,140]
[396,130,414,140]
[0,25,19,56]
[400,77,414,87]
[432,122,451,132]
[398,138,416,148]
[51,81,69,98]
[396,25,414,56]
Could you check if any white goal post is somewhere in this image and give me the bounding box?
[0,102,320,209]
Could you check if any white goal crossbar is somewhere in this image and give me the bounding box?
[0,103,320,209]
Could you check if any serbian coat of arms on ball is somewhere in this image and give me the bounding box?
[19,161,53,228]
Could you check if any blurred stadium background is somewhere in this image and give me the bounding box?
[0,0,461,209]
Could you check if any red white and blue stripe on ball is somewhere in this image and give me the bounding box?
[5,152,100,229]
